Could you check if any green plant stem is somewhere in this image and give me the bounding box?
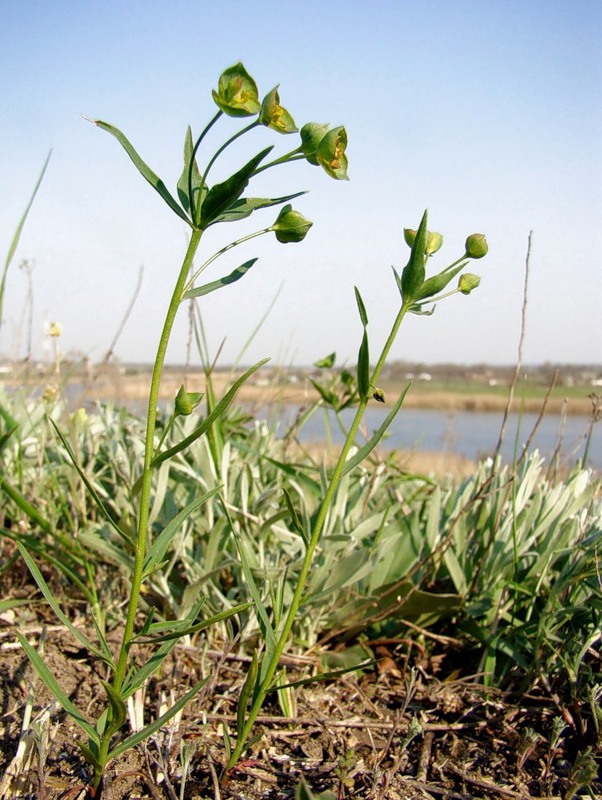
[227,299,411,768]
[94,227,203,786]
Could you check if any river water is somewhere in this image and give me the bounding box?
[265,404,601,469]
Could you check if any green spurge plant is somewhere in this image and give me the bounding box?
[14,62,350,792]
[10,61,490,789]
[227,213,489,766]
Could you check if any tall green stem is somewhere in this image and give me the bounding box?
[113,227,203,690]
[227,299,411,768]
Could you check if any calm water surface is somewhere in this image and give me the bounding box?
[263,405,601,469]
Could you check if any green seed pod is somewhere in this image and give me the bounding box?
[465,233,488,259]
[272,204,313,243]
[175,384,203,416]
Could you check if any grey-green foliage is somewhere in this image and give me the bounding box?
[3,386,600,691]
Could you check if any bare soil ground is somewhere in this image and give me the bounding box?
[1,605,600,800]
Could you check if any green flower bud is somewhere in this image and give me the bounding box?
[465,233,488,259]
[458,273,481,294]
[175,384,203,416]
[212,63,261,117]
[316,126,349,180]
[372,387,386,403]
[300,122,330,165]
[404,229,443,255]
[272,204,313,243]
[259,86,298,134]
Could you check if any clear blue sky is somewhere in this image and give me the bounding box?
[2,0,600,367]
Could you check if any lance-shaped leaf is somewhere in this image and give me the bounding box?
[1,150,51,329]
[401,210,428,303]
[340,383,411,478]
[100,680,127,737]
[177,126,205,217]
[151,359,269,468]
[183,258,258,300]
[142,488,221,578]
[108,678,210,761]
[354,287,370,400]
[414,262,466,301]
[210,191,306,224]
[357,330,370,401]
[16,631,100,744]
[88,118,191,225]
[237,651,259,738]
[134,601,253,643]
[200,147,273,228]
[18,543,115,667]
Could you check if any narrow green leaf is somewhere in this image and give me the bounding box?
[276,660,375,690]
[340,383,411,477]
[414,262,465,301]
[357,330,370,401]
[354,286,368,327]
[237,651,258,737]
[183,258,258,300]
[108,678,209,760]
[200,147,273,227]
[143,487,221,578]
[77,740,100,770]
[211,192,306,224]
[16,631,99,744]
[122,637,180,699]
[0,399,19,452]
[134,601,253,643]
[314,352,336,369]
[89,118,191,225]
[177,126,204,215]
[282,488,306,540]
[48,418,134,549]
[17,543,114,667]
[101,680,127,736]
[1,151,51,326]
[151,358,270,468]
[309,379,337,407]
[401,210,428,302]
[0,476,54,536]
[220,498,276,653]
[392,266,403,298]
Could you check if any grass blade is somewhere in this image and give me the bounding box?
[15,631,99,744]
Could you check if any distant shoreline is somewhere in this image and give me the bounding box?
[57,369,594,416]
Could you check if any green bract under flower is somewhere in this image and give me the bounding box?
[272,204,313,243]
[175,384,203,416]
[300,123,349,179]
[259,86,297,134]
[300,123,330,165]
[458,273,481,294]
[404,228,443,256]
[212,63,261,117]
